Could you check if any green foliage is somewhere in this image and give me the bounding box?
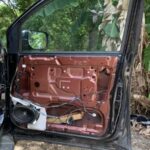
[145,24,150,34]
[112,0,119,6]
[22,0,105,51]
[143,0,150,71]
[0,0,121,51]
[43,0,80,16]
[0,0,35,46]
[28,31,47,50]
[143,46,150,71]
[103,18,119,38]
[16,0,35,12]
[0,4,16,44]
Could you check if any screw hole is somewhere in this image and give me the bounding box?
[34,82,40,88]
[50,68,54,72]
[92,76,96,79]
[31,66,35,70]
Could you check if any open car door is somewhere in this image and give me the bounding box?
[0,44,5,127]
[5,0,144,149]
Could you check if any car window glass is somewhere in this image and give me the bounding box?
[21,0,129,52]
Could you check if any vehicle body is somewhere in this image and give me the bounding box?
[0,0,144,149]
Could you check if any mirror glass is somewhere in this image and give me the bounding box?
[28,31,47,50]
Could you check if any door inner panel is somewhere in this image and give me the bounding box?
[11,55,118,136]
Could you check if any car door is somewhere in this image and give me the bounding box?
[5,0,144,150]
[0,43,5,126]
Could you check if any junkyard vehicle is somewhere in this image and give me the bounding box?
[0,0,144,149]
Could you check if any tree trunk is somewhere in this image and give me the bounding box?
[131,15,150,115]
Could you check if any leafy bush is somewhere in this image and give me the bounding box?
[144,0,150,71]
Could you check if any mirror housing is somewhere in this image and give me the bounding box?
[21,30,48,51]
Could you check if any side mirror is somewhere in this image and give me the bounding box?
[22,30,48,51]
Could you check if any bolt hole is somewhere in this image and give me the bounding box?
[92,76,96,79]
[31,66,35,70]
[34,82,40,88]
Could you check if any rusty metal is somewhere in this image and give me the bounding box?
[12,56,118,136]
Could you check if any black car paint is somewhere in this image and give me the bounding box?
[0,0,144,149]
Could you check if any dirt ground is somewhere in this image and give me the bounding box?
[131,130,150,150]
[14,130,150,150]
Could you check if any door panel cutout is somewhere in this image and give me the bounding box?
[11,56,118,136]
